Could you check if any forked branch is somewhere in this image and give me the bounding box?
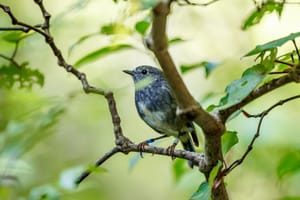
[221,94,300,176]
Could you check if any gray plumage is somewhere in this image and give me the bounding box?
[123,65,199,167]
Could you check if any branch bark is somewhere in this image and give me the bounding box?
[149,2,228,200]
[218,74,295,122]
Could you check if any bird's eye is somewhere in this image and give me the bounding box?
[141,69,147,75]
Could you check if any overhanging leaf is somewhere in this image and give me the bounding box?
[277,151,300,179]
[190,181,210,200]
[74,44,134,67]
[245,32,300,57]
[180,61,220,77]
[217,64,267,109]
[222,131,238,155]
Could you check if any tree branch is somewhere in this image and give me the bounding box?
[75,147,122,185]
[149,1,224,136]
[149,2,228,200]
[0,1,211,192]
[218,74,294,122]
[0,27,30,32]
[75,140,208,185]
[221,94,300,176]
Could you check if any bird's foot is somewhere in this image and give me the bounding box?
[166,143,177,160]
[137,141,149,158]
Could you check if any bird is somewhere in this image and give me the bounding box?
[123,65,199,167]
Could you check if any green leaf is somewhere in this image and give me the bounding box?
[0,31,33,43]
[29,185,60,200]
[100,23,131,35]
[68,33,98,56]
[217,64,267,109]
[222,131,238,155]
[168,37,185,45]
[0,62,44,89]
[74,44,134,67]
[135,20,150,35]
[208,160,222,188]
[242,1,284,30]
[172,159,189,183]
[278,197,300,200]
[277,151,300,179]
[141,0,160,10]
[0,104,65,158]
[245,32,300,57]
[190,181,210,200]
[180,61,220,77]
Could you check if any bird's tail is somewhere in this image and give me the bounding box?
[179,131,195,168]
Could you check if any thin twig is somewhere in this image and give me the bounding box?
[222,94,300,176]
[0,4,47,37]
[274,59,295,67]
[75,147,121,185]
[11,41,19,59]
[292,39,300,61]
[0,27,30,32]
[291,52,295,63]
[0,54,20,67]
[177,0,219,6]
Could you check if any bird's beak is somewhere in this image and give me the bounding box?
[123,69,134,76]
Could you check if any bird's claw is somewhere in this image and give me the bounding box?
[137,141,149,158]
[166,144,176,160]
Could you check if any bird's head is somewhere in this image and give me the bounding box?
[123,65,163,90]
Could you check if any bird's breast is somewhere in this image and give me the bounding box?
[137,101,178,137]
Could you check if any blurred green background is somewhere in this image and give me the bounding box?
[1,0,300,199]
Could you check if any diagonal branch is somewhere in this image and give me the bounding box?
[149,1,224,135]
[149,2,228,200]
[75,147,122,185]
[221,94,300,176]
[218,74,294,122]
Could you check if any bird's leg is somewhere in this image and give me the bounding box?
[137,135,169,158]
[166,138,179,160]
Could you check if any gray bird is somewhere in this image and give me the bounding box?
[123,65,199,167]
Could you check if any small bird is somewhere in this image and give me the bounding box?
[123,65,199,167]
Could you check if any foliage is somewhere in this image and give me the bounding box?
[1,0,300,200]
[0,62,44,89]
[242,0,284,30]
[190,181,210,200]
